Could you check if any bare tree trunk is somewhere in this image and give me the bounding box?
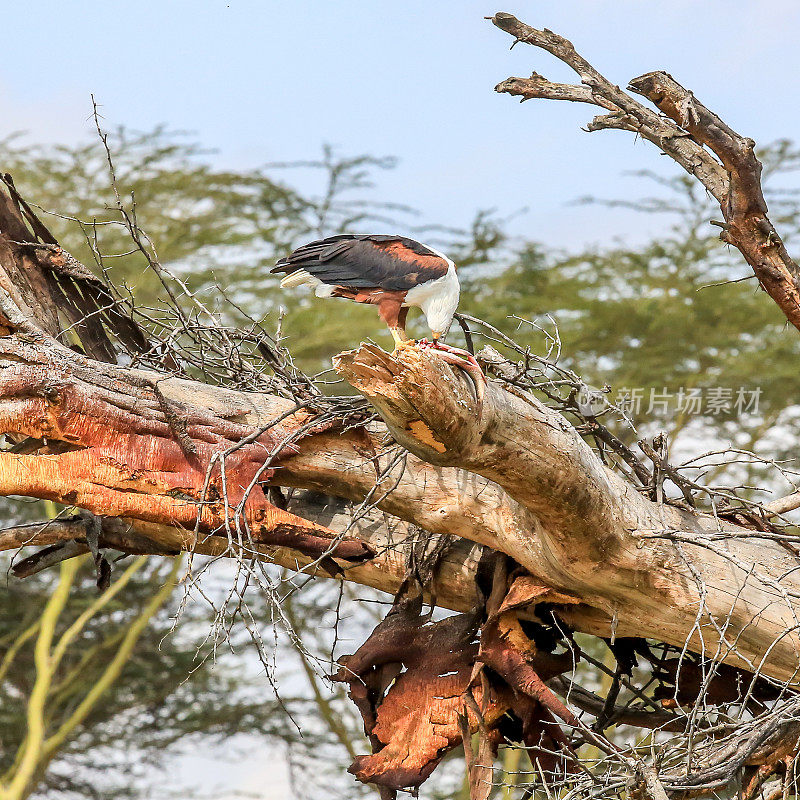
[0,279,797,683]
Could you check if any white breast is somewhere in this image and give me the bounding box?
[404,260,460,336]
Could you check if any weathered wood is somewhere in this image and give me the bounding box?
[336,343,800,684]
[3,330,796,681]
[1,326,799,681]
[0,333,372,564]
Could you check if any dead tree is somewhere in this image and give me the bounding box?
[3,13,800,799]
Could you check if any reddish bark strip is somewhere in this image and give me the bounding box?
[0,347,372,564]
[334,564,584,794]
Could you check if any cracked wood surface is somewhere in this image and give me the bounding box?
[336,343,800,685]
[0,333,372,565]
[2,332,799,682]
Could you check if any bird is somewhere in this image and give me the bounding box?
[271,233,485,401]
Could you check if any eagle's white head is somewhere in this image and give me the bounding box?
[406,258,460,341]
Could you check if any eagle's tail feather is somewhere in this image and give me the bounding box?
[279,269,314,288]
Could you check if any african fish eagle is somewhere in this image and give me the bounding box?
[271,234,485,395]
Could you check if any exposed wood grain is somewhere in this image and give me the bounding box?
[336,343,800,684]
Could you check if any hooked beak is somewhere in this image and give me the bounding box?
[432,331,442,343]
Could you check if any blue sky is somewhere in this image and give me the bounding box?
[2,1,800,249]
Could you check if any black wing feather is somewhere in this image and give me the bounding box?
[271,234,449,292]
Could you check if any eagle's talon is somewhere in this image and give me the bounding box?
[391,337,417,355]
[412,339,486,413]
[429,341,487,385]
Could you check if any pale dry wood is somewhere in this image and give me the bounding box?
[0,498,490,617]
[765,491,800,517]
[3,332,800,681]
[0,326,608,633]
[336,343,800,684]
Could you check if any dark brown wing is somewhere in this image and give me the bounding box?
[271,234,450,291]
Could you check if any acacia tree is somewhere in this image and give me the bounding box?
[3,13,800,799]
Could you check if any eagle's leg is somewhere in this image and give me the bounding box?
[381,302,413,353]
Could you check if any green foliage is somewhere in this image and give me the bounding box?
[0,128,307,310]
[0,552,382,800]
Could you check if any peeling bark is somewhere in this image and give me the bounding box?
[336,344,800,685]
[333,562,581,794]
[0,336,375,565]
[2,325,800,684]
